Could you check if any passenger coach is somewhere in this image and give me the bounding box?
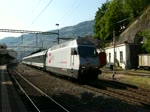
[22,50,47,68]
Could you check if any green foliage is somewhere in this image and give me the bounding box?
[94,1,110,40]
[125,0,150,17]
[94,0,150,41]
[139,29,150,53]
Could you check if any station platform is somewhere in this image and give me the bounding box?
[0,65,27,112]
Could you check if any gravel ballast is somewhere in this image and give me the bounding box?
[14,64,149,112]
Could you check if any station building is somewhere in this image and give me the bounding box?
[105,43,142,70]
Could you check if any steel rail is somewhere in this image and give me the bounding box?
[13,69,70,112]
[87,81,150,107]
[8,69,41,112]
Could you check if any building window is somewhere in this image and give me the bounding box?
[109,53,111,63]
[120,51,123,63]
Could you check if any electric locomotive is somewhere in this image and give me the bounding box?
[22,38,102,82]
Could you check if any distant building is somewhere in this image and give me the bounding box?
[0,43,17,65]
[0,43,7,49]
[105,43,142,69]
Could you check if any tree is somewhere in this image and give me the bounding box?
[125,0,150,17]
[139,29,150,53]
[94,0,150,42]
[94,0,130,40]
[94,1,110,40]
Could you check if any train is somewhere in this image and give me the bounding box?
[22,38,105,82]
[138,54,150,70]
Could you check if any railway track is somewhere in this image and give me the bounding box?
[99,78,150,97]
[11,64,150,111]
[85,79,150,108]
[8,67,70,112]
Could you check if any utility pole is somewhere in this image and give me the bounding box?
[111,18,128,79]
[21,34,23,44]
[56,24,59,44]
[112,30,116,79]
[36,33,38,45]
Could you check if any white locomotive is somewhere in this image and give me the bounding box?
[22,38,101,82]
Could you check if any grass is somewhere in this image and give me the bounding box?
[99,72,150,90]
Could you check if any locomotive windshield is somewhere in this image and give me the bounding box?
[78,46,97,57]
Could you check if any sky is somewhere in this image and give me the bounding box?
[0,0,106,39]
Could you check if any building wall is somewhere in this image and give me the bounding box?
[105,44,127,69]
[105,43,143,69]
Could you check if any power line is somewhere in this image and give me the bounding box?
[32,0,42,13]
[31,0,53,26]
[59,0,81,25]
[60,0,78,20]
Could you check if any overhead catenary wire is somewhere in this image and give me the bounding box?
[84,0,102,22]
[59,0,81,26]
[32,0,42,13]
[31,0,53,26]
[59,0,78,22]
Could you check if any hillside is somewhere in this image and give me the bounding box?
[0,20,94,59]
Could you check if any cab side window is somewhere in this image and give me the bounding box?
[71,48,78,55]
